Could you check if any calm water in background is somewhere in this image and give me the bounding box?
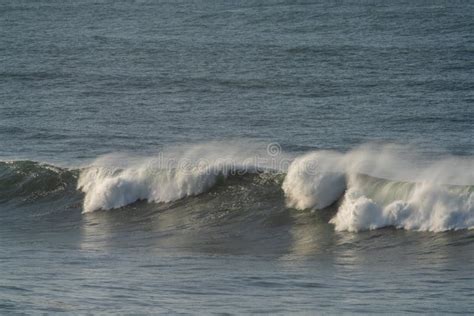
[1,1,473,314]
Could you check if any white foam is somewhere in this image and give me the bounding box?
[331,179,474,232]
[282,144,474,232]
[282,151,346,210]
[78,163,221,213]
[78,141,290,213]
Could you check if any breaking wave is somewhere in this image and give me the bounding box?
[330,174,473,232]
[1,143,473,233]
[77,142,289,213]
[282,145,474,232]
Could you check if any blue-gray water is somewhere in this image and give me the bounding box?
[1,1,473,314]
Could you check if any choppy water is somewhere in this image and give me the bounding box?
[1,1,473,314]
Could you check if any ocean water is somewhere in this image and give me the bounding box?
[1,1,473,314]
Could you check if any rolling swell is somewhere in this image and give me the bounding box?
[1,144,473,233]
[0,161,78,204]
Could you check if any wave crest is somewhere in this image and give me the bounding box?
[78,164,225,213]
[77,142,289,213]
[282,151,346,210]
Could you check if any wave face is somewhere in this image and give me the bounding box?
[0,161,77,204]
[1,143,473,233]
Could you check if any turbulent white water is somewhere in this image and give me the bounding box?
[77,143,474,232]
[331,175,474,232]
[283,144,474,232]
[77,142,290,213]
[282,151,346,210]
[78,165,219,213]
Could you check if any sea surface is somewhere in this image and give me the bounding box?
[1,1,473,314]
